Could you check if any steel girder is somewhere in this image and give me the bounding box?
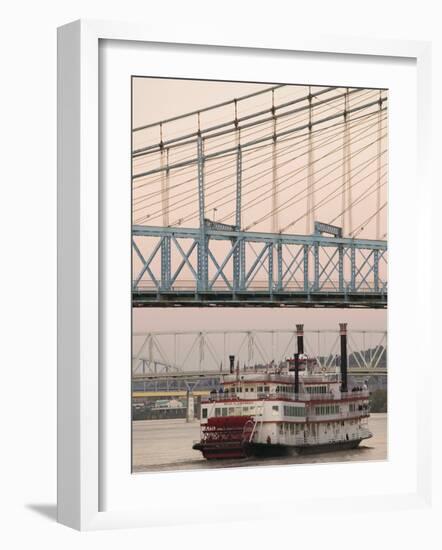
[132,225,387,307]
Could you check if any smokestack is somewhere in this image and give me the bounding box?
[296,324,304,355]
[339,323,348,392]
[229,355,235,374]
[294,353,300,395]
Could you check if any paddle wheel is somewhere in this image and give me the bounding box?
[193,416,255,459]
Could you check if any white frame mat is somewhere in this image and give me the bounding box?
[57,19,433,531]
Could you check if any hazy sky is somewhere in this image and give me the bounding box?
[132,77,387,334]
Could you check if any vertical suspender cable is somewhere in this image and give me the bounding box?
[160,147,170,227]
[160,123,170,227]
[346,90,353,235]
[342,89,352,236]
[235,99,242,229]
[197,112,204,230]
[271,89,279,233]
[165,148,170,225]
[307,87,315,234]
[341,95,346,233]
[376,91,382,239]
[197,122,207,292]
[234,99,242,292]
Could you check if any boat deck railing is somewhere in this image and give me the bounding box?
[202,389,369,403]
[307,411,370,422]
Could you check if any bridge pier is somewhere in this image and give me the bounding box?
[186,390,195,423]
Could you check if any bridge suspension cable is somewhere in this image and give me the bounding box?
[133,108,387,232]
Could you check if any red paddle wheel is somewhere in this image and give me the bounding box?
[193,416,255,459]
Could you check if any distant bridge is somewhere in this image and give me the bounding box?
[132,328,387,389]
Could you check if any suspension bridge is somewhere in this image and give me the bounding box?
[132,329,387,392]
[132,83,388,308]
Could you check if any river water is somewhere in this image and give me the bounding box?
[132,413,387,473]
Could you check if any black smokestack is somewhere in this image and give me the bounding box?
[229,355,235,374]
[296,324,304,355]
[294,353,300,395]
[339,323,348,392]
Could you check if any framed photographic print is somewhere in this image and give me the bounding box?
[131,76,388,472]
[57,20,433,530]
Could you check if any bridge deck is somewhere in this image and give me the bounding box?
[133,290,387,308]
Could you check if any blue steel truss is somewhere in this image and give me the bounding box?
[132,222,387,308]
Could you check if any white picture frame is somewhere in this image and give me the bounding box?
[57,19,433,531]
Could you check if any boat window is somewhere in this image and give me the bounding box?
[215,408,221,417]
[202,408,208,419]
[314,404,340,416]
[284,405,304,417]
[245,387,249,392]
[250,388,254,392]
[222,408,228,416]
[272,405,279,412]
[306,385,327,394]
[258,386,263,392]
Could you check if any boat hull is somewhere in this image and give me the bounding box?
[247,436,370,457]
[193,433,372,460]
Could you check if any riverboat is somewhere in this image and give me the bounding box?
[192,323,371,459]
